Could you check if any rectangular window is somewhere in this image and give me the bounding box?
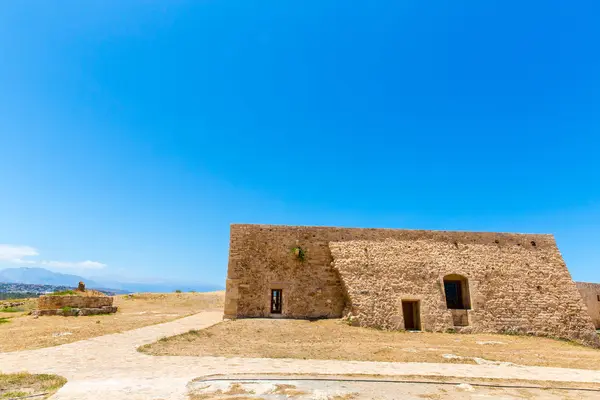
[444,281,464,309]
[597,295,600,302]
[271,289,282,314]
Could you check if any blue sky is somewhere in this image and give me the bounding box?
[1,1,599,285]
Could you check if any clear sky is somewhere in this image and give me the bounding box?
[1,1,599,285]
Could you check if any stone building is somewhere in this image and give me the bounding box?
[224,224,599,347]
[576,282,600,329]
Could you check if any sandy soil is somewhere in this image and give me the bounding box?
[141,318,600,370]
[0,291,224,352]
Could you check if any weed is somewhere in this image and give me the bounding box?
[61,306,73,314]
[291,246,306,262]
[0,317,10,324]
[48,290,76,296]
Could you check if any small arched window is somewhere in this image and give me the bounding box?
[443,274,471,310]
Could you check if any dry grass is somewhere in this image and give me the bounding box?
[188,382,257,400]
[270,384,307,397]
[0,372,66,399]
[223,383,253,395]
[330,394,359,400]
[141,318,600,370]
[189,397,262,400]
[0,299,38,316]
[0,291,224,352]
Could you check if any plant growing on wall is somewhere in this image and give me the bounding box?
[291,246,306,262]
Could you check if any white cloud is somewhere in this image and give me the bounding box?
[0,245,39,263]
[41,260,107,269]
[12,258,36,265]
[0,244,106,269]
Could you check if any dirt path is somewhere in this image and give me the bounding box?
[1,312,600,400]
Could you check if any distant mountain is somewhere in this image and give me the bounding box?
[0,267,223,294]
[0,267,101,287]
[94,281,223,293]
[0,282,123,298]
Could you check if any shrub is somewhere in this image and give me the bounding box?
[60,306,73,314]
[175,290,182,293]
[0,317,10,324]
[291,246,306,262]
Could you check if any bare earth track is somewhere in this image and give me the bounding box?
[140,318,600,370]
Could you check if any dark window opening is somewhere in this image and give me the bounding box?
[443,274,471,310]
[271,289,282,314]
[402,300,421,331]
[531,240,536,247]
[444,281,463,309]
[597,295,600,302]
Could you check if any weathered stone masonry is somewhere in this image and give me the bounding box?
[225,224,599,347]
[576,282,600,329]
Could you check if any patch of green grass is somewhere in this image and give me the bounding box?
[48,290,76,296]
[0,373,67,399]
[0,317,10,324]
[1,390,29,398]
[60,306,73,313]
[0,306,25,313]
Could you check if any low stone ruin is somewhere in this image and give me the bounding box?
[0,301,25,309]
[32,282,117,317]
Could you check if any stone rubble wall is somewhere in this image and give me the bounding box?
[0,301,25,309]
[225,224,599,347]
[330,239,599,347]
[32,306,118,317]
[576,282,600,329]
[38,295,113,310]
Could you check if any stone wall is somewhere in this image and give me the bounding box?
[38,295,113,310]
[225,224,599,347]
[576,282,600,329]
[33,306,118,317]
[225,225,347,318]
